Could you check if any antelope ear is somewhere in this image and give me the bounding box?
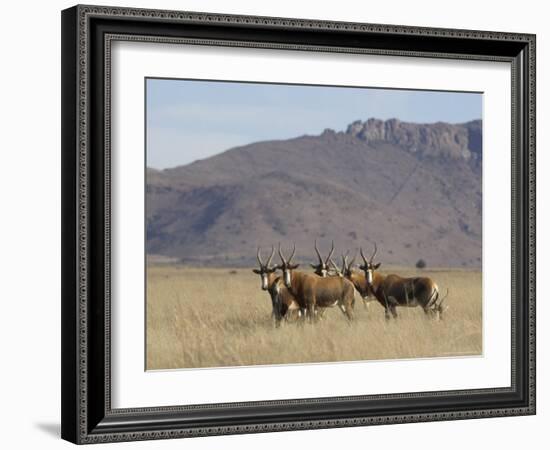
[290,263,300,269]
[309,263,317,269]
[252,269,261,274]
[268,267,277,273]
[374,263,381,269]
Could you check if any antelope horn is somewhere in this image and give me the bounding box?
[314,239,323,264]
[370,242,378,263]
[340,254,347,274]
[329,257,340,274]
[266,246,275,268]
[278,242,287,265]
[257,247,263,266]
[342,250,350,266]
[325,240,335,264]
[328,259,342,275]
[360,247,368,265]
[288,243,296,263]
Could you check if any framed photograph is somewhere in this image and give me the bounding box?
[61,4,536,444]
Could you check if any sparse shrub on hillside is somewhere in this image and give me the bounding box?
[416,259,427,269]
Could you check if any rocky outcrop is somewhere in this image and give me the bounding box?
[346,118,481,165]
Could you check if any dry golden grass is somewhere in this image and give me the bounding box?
[146,266,481,370]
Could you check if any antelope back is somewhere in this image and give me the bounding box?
[380,275,437,307]
[309,274,354,307]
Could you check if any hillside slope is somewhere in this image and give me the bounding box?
[146,118,482,268]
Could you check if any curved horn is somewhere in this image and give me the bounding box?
[288,243,296,263]
[314,239,323,264]
[370,242,378,263]
[342,250,350,266]
[342,253,348,274]
[266,246,275,267]
[278,242,287,265]
[325,240,335,264]
[257,247,263,266]
[341,252,349,274]
[360,247,368,265]
[329,257,339,273]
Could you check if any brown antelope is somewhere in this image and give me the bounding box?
[339,251,377,310]
[310,240,341,319]
[252,246,302,326]
[358,244,448,320]
[310,240,337,277]
[276,244,356,323]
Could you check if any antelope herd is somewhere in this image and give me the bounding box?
[253,241,448,326]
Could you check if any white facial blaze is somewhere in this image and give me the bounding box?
[261,273,269,290]
[284,270,291,288]
[367,269,373,284]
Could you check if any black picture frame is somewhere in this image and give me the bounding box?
[61,4,536,444]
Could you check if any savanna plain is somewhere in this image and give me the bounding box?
[146,265,482,370]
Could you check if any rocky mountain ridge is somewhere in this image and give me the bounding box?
[146,118,482,268]
[345,118,482,165]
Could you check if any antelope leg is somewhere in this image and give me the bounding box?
[339,302,354,323]
[297,308,307,326]
[307,304,316,324]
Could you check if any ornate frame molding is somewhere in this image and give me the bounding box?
[61,4,536,444]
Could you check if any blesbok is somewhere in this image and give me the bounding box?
[358,244,448,320]
[310,240,338,278]
[252,246,302,326]
[276,244,356,323]
[339,251,377,309]
[310,240,341,319]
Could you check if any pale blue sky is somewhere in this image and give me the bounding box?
[146,78,482,169]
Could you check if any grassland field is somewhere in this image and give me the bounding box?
[146,265,482,370]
